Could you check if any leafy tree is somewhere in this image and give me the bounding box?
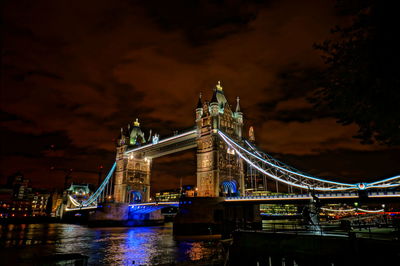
[313,0,400,145]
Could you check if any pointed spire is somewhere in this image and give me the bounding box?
[216,80,223,91]
[133,118,140,127]
[196,93,203,109]
[236,97,241,112]
[210,88,218,104]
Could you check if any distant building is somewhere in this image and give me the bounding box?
[7,172,31,200]
[182,185,196,197]
[30,192,51,216]
[155,185,196,202]
[66,184,91,195]
[1,172,51,218]
[51,191,64,217]
[0,187,32,218]
[0,188,13,218]
[65,184,92,207]
[155,190,180,202]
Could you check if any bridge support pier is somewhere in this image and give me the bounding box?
[88,203,163,226]
[173,197,261,238]
[114,144,151,204]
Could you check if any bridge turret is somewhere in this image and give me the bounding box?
[114,119,152,204]
[210,89,219,130]
[234,97,243,138]
[129,118,146,146]
[196,81,245,197]
[117,127,128,147]
[210,89,219,115]
[115,129,127,203]
[195,93,203,121]
[248,126,255,142]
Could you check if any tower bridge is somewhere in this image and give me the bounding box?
[64,82,400,222]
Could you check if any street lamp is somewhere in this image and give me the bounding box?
[354,202,360,230]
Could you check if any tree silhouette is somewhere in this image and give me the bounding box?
[313,0,400,145]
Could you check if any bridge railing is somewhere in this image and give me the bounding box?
[224,191,400,201]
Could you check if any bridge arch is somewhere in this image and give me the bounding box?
[221,180,239,197]
[130,191,143,203]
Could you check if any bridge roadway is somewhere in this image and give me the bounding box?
[124,129,197,158]
[128,191,400,210]
[65,191,400,212]
[224,191,400,204]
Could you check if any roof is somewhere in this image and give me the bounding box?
[196,94,203,109]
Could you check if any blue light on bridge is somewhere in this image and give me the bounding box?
[218,131,400,191]
[221,180,238,196]
[131,191,142,203]
[357,183,367,190]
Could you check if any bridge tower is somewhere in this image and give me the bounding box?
[114,119,150,203]
[196,81,245,197]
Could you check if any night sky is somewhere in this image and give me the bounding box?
[2,0,399,194]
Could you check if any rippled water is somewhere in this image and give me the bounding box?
[0,222,222,265]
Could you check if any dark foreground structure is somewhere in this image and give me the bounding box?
[229,230,400,266]
[173,197,261,237]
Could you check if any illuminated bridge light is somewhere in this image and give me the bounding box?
[124,130,197,154]
[217,130,400,191]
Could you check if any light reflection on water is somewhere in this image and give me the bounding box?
[0,222,220,265]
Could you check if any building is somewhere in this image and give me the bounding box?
[50,191,64,217]
[0,188,31,218]
[155,190,180,202]
[114,119,151,203]
[65,184,92,207]
[155,185,197,202]
[7,172,31,200]
[195,81,245,197]
[0,188,13,218]
[30,191,51,217]
[1,173,52,218]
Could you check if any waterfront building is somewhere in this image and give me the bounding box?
[154,185,196,202]
[0,189,31,218]
[30,192,51,216]
[7,172,32,200]
[50,191,63,217]
[155,190,180,202]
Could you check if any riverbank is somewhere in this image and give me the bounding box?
[229,229,400,265]
[0,216,60,224]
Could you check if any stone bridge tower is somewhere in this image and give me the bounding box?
[114,119,151,203]
[196,81,245,197]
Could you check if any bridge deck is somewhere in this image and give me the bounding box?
[124,130,197,158]
[225,191,400,203]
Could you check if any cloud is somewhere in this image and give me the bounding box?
[257,118,388,155]
[2,0,399,192]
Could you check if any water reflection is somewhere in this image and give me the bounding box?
[0,222,220,265]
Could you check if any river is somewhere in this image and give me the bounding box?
[0,222,223,265]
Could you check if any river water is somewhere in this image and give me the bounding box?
[0,222,222,265]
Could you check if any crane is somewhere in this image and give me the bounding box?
[50,166,104,188]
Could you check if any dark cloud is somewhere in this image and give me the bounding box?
[139,0,267,46]
[274,148,400,184]
[1,0,399,193]
[0,127,70,158]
